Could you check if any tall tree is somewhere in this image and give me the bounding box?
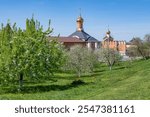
[0,18,65,90]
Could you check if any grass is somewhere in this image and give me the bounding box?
[0,59,150,100]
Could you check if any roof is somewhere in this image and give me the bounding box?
[126,42,132,45]
[58,37,84,42]
[47,36,85,43]
[103,36,114,41]
[69,30,99,42]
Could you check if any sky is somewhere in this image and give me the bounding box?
[0,0,150,41]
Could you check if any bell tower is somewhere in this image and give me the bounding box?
[76,14,84,31]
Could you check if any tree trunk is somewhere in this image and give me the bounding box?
[108,61,112,71]
[19,72,23,91]
[109,65,112,71]
[78,71,81,78]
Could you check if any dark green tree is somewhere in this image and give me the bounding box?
[0,18,65,90]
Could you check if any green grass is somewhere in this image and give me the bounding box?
[0,59,150,100]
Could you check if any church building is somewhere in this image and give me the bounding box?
[50,15,100,49]
[49,15,127,55]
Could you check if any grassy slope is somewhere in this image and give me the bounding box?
[0,59,150,100]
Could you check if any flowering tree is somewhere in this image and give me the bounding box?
[64,45,98,78]
[0,18,65,90]
[97,48,122,70]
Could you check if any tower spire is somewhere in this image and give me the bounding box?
[76,9,84,31]
[79,8,82,17]
[107,25,110,32]
[106,25,111,35]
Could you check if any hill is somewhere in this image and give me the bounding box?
[0,59,150,100]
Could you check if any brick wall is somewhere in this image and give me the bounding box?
[102,41,126,55]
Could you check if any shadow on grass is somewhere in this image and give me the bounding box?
[51,75,77,80]
[5,80,86,94]
[52,72,103,80]
[113,66,126,70]
[94,69,106,73]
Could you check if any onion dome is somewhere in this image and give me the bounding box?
[77,16,84,22]
[106,30,111,34]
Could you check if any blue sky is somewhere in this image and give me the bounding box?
[0,0,150,41]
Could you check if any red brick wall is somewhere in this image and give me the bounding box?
[118,42,126,52]
[102,41,126,54]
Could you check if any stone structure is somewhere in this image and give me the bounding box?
[102,30,126,55]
